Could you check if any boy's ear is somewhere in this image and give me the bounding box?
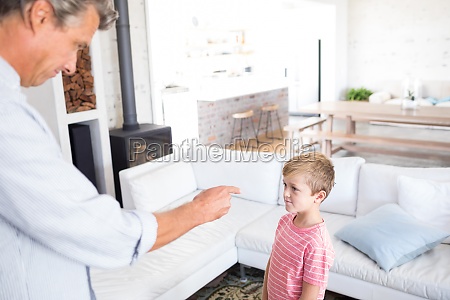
[314,190,326,203]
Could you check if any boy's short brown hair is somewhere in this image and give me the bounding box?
[282,152,335,200]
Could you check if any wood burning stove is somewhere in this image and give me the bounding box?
[110,124,172,205]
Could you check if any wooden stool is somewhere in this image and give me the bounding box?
[230,110,258,148]
[257,104,283,142]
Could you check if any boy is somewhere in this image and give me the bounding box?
[263,152,335,300]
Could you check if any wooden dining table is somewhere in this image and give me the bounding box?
[296,101,450,159]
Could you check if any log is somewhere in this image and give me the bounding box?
[62,47,96,113]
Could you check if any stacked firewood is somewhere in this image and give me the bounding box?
[63,47,97,113]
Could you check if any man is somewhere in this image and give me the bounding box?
[0,1,239,299]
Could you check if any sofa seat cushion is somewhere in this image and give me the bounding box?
[236,207,354,255]
[91,196,275,299]
[323,212,450,300]
[236,206,286,255]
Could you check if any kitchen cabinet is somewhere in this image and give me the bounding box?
[184,28,253,78]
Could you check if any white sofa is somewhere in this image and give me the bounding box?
[91,149,450,300]
[368,80,450,108]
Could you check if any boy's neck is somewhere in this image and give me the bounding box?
[293,209,323,229]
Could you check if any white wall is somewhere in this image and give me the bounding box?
[145,0,345,120]
[99,0,346,128]
[100,0,450,128]
[347,0,450,93]
[332,0,348,100]
[99,1,152,128]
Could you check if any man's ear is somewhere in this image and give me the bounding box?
[314,190,326,204]
[27,0,54,32]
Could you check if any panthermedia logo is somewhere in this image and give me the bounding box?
[129,138,318,163]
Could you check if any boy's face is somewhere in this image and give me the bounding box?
[283,174,319,214]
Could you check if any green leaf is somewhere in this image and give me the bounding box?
[346,87,373,101]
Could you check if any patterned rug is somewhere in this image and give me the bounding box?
[187,263,263,300]
[206,281,263,300]
[188,263,357,300]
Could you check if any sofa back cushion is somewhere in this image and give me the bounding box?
[119,154,179,209]
[192,149,283,205]
[357,163,450,217]
[320,157,365,216]
[277,156,365,216]
[397,176,450,244]
[130,161,198,212]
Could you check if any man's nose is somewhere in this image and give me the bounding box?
[63,53,78,75]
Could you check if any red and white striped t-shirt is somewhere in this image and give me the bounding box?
[267,213,335,300]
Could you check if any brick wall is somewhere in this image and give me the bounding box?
[197,88,289,146]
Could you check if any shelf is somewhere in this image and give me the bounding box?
[184,28,253,78]
[65,109,99,124]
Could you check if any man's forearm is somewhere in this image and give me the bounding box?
[150,201,200,251]
[148,185,239,251]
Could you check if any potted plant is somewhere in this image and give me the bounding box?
[346,87,373,101]
[401,89,418,110]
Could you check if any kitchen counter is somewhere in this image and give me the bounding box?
[195,76,289,146]
[193,76,289,101]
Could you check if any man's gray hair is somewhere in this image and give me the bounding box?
[0,0,118,30]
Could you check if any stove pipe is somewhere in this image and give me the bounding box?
[114,0,139,131]
[110,1,172,205]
